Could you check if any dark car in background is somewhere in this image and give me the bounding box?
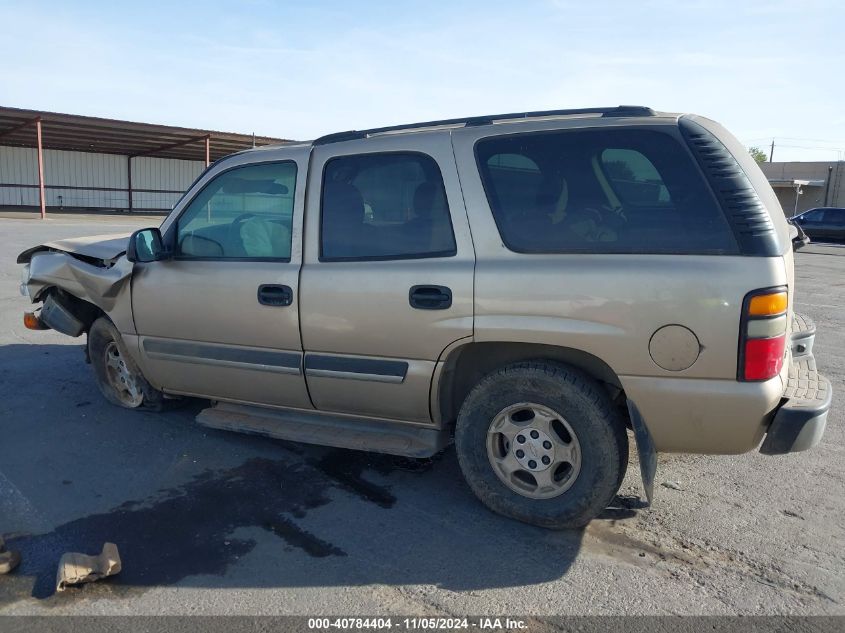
[792,207,845,242]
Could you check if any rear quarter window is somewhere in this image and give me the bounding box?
[475,128,739,255]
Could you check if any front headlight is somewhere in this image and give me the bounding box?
[20,264,31,297]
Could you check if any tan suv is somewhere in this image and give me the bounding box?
[18,106,832,528]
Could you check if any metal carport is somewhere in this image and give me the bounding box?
[0,106,291,217]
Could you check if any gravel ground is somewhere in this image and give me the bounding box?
[0,216,842,615]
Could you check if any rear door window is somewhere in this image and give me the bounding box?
[320,152,457,261]
[475,129,738,254]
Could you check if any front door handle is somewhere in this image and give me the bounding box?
[257,284,293,307]
[409,285,452,310]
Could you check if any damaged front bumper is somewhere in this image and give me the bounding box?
[18,234,136,338]
[27,294,88,336]
[760,314,832,455]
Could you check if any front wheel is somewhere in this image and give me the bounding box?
[88,317,165,410]
[454,361,628,529]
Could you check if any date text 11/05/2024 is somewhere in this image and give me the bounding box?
[307,617,528,630]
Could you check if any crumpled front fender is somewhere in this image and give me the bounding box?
[25,251,135,334]
[27,251,132,309]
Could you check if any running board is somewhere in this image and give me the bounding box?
[195,402,450,458]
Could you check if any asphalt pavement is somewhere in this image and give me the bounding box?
[0,216,842,615]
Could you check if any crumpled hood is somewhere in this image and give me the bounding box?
[17,232,131,264]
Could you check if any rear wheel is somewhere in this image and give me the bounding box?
[455,361,627,529]
[88,317,165,410]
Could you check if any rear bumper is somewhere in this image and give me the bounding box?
[760,375,831,454]
[760,314,832,455]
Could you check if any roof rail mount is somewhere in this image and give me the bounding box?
[312,105,654,146]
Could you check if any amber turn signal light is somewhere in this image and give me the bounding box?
[23,312,47,330]
[748,291,788,316]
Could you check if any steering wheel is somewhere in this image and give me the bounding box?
[230,213,257,232]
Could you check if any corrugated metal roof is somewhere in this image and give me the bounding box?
[0,106,293,161]
[768,178,826,187]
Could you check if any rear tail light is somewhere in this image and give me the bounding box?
[739,288,788,381]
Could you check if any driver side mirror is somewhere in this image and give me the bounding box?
[126,227,169,263]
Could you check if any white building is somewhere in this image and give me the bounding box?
[759,160,844,217]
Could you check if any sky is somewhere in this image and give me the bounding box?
[1,0,844,162]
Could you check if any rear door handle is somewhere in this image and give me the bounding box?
[409,285,452,310]
[257,284,293,307]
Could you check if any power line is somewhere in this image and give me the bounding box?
[774,136,845,145]
[775,143,844,151]
[744,136,845,146]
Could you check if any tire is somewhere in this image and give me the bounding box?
[87,317,166,411]
[454,361,628,529]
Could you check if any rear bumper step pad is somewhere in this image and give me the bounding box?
[760,354,832,455]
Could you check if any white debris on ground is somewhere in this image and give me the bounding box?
[56,543,121,592]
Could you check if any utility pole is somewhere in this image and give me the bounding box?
[769,139,775,162]
[824,166,833,206]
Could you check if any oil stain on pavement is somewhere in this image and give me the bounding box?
[1,449,405,603]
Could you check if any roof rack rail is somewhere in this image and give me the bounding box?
[312,105,654,146]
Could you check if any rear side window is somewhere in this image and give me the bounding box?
[320,152,457,261]
[476,129,738,254]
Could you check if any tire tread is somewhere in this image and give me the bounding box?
[454,360,628,529]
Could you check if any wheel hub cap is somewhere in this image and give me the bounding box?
[513,428,555,472]
[486,402,582,500]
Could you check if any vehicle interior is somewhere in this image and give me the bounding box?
[476,128,740,254]
[175,163,296,260]
[320,153,457,260]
